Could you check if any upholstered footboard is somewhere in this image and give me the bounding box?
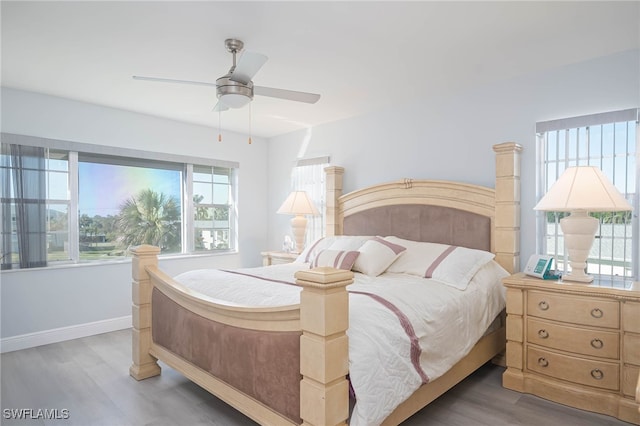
[152,288,302,423]
[130,245,353,426]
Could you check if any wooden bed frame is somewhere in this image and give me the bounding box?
[130,142,522,425]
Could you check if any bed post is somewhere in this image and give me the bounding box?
[325,166,345,236]
[296,267,353,426]
[493,142,522,274]
[129,244,162,380]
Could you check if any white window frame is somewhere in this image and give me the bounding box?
[191,165,237,252]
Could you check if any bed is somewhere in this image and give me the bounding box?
[130,142,522,425]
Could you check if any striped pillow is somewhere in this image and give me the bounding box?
[353,236,406,276]
[296,236,370,264]
[384,237,494,290]
[311,250,360,271]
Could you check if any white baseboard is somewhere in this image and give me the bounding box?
[0,315,132,353]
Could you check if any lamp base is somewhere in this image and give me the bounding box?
[561,273,594,283]
[560,211,598,284]
[290,215,308,253]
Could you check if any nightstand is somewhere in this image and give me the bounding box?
[261,251,298,266]
[502,272,640,424]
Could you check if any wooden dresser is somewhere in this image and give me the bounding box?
[503,273,640,424]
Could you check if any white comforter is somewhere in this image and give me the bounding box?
[174,262,507,426]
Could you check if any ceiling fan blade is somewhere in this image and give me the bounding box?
[229,51,268,85]
[254,86,321,104]
[132,75,216,88]
[212,101,229,112]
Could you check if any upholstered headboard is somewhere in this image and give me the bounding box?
[343,204,491,252]
[324,143,522,273]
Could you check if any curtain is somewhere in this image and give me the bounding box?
[1,144,48,269]
[291,158,328,244]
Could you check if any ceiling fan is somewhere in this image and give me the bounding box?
[133,38,321,112]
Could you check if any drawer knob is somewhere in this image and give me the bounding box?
[590,369,604,380]
[538,301,549,311]
[590,308,603,318]
[590,338,604,349]
[538,329,549,339]
[537,357,549,367]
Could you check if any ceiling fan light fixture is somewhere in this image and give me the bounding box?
[219,93,252,109]
[215,74,253,109]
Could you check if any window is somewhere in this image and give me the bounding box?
[1,145,69,268]
[78,156,183,260]
[46,150,71,262]
[193,166,235,251]
[1,134,238,269]
[536,108,638,280]
[291,156,329,245]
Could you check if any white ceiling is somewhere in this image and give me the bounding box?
[2,1,639,138]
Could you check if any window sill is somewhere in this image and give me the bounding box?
[0,250,239,274]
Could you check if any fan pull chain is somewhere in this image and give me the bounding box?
[218,110,222,142]
[248,103,252,144]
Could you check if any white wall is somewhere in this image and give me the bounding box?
[0,88,269,347]
[267,49,640,270]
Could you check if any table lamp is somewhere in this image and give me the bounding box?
[534,166,632,283]
[277,191,320,253]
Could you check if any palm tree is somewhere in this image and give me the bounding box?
[117,189,181,252]
[193,194,210,220]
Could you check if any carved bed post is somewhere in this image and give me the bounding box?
[130,244,162,380]
[296,267,353,426]
[325,166,344,236]
[493,142,522,274]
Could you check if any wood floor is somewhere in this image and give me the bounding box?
[1,329,633,426]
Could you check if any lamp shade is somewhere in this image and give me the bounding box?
[534,166,632,212]
[277,191,320,216]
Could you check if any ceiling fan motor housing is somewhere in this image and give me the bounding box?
[216,75,254,107]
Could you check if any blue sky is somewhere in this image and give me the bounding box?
[78,163,181,217]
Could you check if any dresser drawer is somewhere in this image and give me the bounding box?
[527,318,619,359]
[527,347,619,391]
[527,291,619,328]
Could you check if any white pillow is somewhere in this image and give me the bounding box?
[384,236,495,290]
[311,250,360,271]
[353,236,406,276]
[328,235,372,251]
